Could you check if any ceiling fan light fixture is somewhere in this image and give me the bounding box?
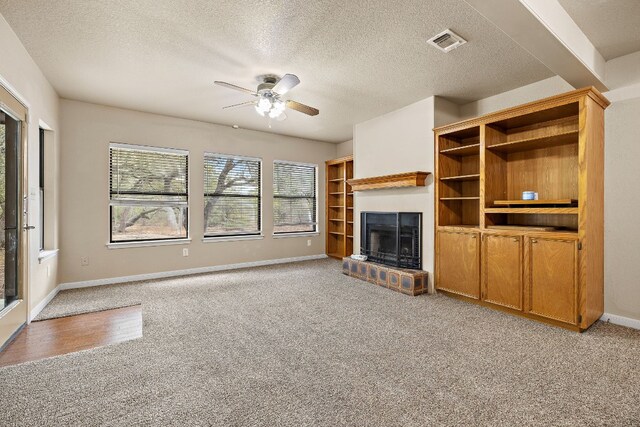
[272,99,285,113]
[255,97,271,116]
[216,73,318,121]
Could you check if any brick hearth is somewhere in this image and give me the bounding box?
[342,258,429,296]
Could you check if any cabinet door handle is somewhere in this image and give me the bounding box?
[512,238,519,242]
[531,239,538,244]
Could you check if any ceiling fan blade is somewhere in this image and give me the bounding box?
[214,81,258,96]
[222,100,258,110]
[272,74,300,95]
[286,100,319,116]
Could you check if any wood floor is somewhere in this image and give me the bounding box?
[0,305,142,368]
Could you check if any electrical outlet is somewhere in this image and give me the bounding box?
[307,239,312,247]
[80,256,89,266]
[182,248,189,257]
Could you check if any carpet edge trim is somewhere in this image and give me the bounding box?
[600,312,640,330]
[29,285,61,323]
[58,254,329,290]
[32,302,142,322]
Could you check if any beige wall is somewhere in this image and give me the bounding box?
[603,97,640,320]
[336,139,352,158]
[353,97,435,286]
[0,15,60,316]
[59,100,337,284]
[458,76,573,120]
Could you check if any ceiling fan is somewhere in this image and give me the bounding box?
[214,74,319,122]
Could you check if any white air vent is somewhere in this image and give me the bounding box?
[427,29,467,53]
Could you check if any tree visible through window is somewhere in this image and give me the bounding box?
[273,161,317,234]
[109,143,188,242]
[204,154,261,237]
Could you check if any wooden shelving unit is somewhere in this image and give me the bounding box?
[436,125,481,227]
[434,87,610,331]
[326,155,354,259]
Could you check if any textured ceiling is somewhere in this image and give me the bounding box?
[0,0,553,142]
[559,0,640,61]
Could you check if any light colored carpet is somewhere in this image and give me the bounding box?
[1,259,639,426]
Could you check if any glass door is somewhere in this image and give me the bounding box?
[0,84,27,350]
[0,110,20,311]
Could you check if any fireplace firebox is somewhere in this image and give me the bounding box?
[360,212,421,269]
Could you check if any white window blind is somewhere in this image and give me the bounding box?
[109,143,188,242]
[273,161,317,234]
[204,153,261,237]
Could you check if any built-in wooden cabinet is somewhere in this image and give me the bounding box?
[482,233,522,311]
[434,87,609,331]
[436,230,480,299]
[525,237,578,325]
[326,156,354,259]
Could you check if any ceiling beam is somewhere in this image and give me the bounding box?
[464,0,608,91]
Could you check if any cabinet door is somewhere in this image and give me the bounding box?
[482,234,522,310]
[436,231,480,299]
[526,238,578,325]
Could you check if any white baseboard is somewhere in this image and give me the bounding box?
[600,313,640,330]
[29,284,61,323]
[59,254,328,291]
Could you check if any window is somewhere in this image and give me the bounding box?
[109,143,188,242]
[39,128,45,251]
[273,161,317,234]
[204,153,261,237]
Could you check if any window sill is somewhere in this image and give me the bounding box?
[38,249,59,263]
[107,238,191,249]
[272,232,320,239]
[202,235,264,243]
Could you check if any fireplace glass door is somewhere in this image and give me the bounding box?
[361,212,421,269]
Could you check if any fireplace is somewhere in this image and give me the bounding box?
[360,212,421,269]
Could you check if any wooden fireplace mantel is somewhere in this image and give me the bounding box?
[347,171,431,191]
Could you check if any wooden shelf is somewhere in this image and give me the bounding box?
[347,221,354,224]
[440,174,480,182]
[485,207,578,214]
[439,144,480,156]
[438,225,481,232]
[326,155,354,259]
[347,207,354,210]
[347,235,353,238]
[440,197,480,201]
[487,225,556,231]
[348,171,430,191]
[493,199,577,206]
[487,130,578,153]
